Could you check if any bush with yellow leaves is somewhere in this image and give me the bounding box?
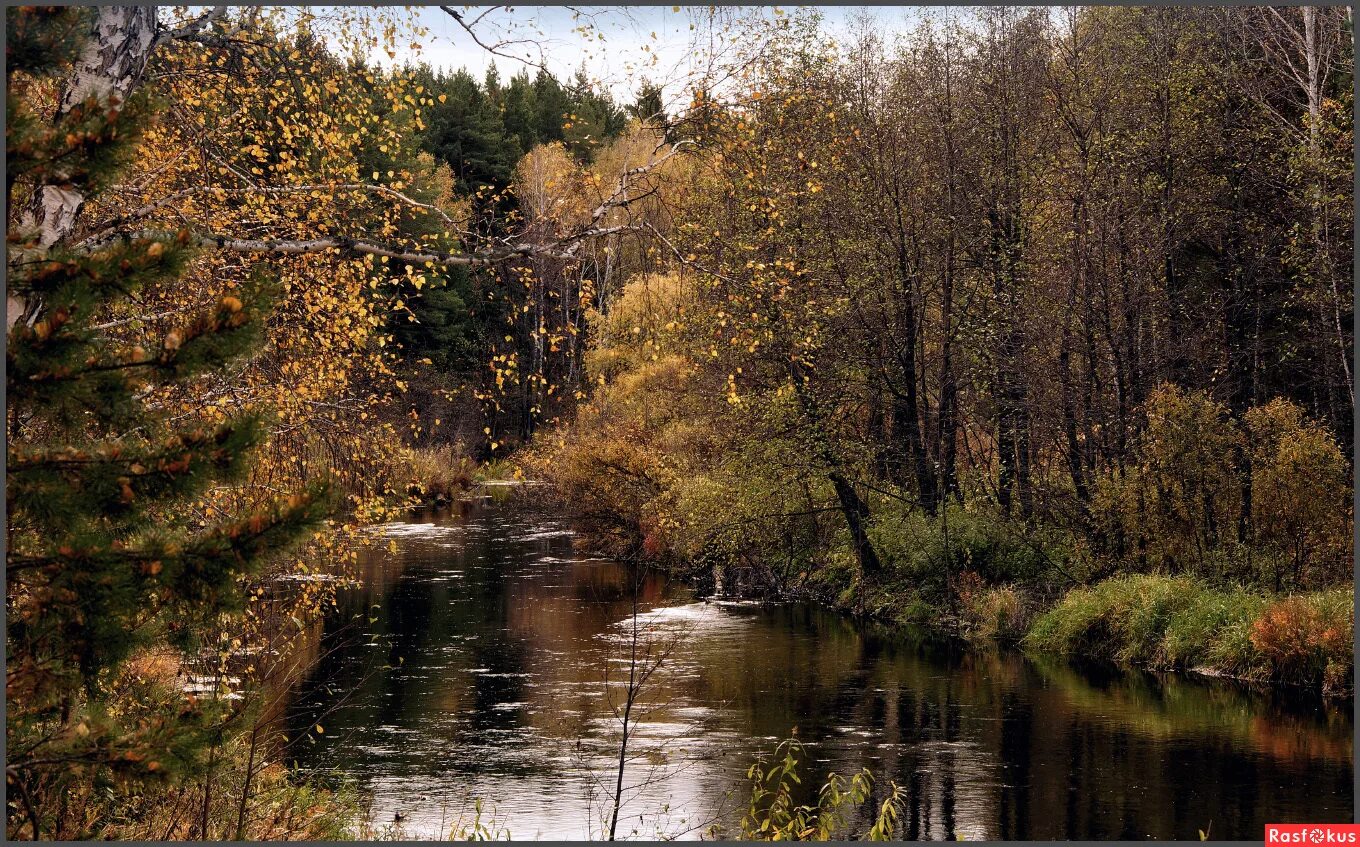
[1091,385,1350,591]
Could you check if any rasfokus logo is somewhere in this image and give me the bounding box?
[1266,825,1360,844]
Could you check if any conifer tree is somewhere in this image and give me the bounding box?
[5,8,327,838]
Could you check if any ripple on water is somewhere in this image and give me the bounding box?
[597,602,755,651]
[372,521,463,538]
[511,527,577,542]
[535,555,611,565]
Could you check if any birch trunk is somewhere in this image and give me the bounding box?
[9,7,159,329]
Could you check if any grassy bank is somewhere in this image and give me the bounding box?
[400,446,476,505]
[787,566,1353,699]
[756,549,1349,696]
[778,538,1353,698]
[1026,575,1353,697]
[772,570,1353,699]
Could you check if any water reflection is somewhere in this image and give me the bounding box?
[288,497,1353,840]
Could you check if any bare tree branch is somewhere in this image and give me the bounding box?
[154,6,230,49]
[170,232,542,267]
[439,5,549,71]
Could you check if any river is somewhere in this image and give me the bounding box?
[287,490,1353,840]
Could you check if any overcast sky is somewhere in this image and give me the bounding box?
[386,6,931,107]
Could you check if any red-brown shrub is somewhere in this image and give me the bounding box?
[1250,593,1353,693]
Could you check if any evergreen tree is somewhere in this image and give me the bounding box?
[359,68,487,375]
[501,70,538,155]
[424,68,518,197]
[531,68,571,146]
[5,8,327,837]
[629,80,668,125]
[394,277,484,374]
[552,66,627,163]
[483,63,503,101]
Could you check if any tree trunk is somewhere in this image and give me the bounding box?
[10,6,160,329]
[828,468,884,579]
[1059,225,1089,509]
[935,21,961,502]
[787,360,884,580]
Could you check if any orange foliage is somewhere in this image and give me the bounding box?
[1250,594,1353,693]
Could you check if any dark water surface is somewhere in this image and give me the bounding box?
[288,492,1353,840]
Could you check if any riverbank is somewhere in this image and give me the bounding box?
[866,572,1354,699]
[752,556,1354,700]
[506,477,1353,700]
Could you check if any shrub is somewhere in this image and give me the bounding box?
[739,737,903,841]
[401,445,474,503]
[872,501,1062,599]
[584,272,696,378]
[526,350,707,556]
[1250,591,1354,694]
[957,578,1031,642]
[1245,400,1352,590]
[1090,388,1351,592]
[1090,385,1242,578]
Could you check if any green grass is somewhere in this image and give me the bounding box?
[473,457,520,482]
[1025,575,1353,696]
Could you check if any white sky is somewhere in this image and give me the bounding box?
[385,6,929,108]
[192,5,938,110]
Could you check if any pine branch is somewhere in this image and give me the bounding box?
[7,485,328,576]
[9,418,263,531]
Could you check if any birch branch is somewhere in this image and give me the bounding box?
[154,6,230,49]
[85,183,466,245]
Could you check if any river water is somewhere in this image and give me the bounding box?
[288,492,1353,840]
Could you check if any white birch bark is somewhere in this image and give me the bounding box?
[9,7,159,328]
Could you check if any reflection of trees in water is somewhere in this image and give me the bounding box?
[285,502,1353,839]
[1025,654,1353,763]
[380,569,435,724]
[681,607,1351,839]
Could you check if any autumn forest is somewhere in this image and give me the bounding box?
[5,5,1356,841]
